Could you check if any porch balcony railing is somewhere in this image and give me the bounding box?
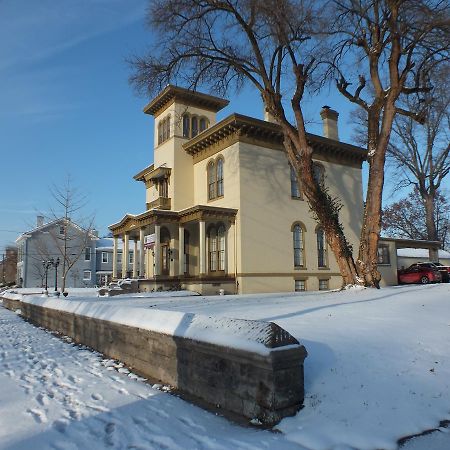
[147,196,171,210]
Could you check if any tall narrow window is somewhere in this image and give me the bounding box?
[159,179,168,198]
[85,247,91,261]
[207,161,216,200]
[182,114,190,137]
[216,158,224,197]
[293,224,305,267]
[313,163,325,187]
[191,116,198,137]
[209,228,218,272]
[218,225,226,271]
[290,164,301,198]
[158,121,163,145]
[317,228,327,267]
[199,117,208,132]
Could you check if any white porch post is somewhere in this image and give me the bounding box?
[122,233,129,278]
[139,227,145,278]
[132,239,138,278]
[179,225,185,276]
[154,224,161,276]
[112,235,118,279]
[199,220,206,275]
[228,220,235,275]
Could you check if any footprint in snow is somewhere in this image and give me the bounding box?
[36,392,50,406]
[53,418,69,434]
[27,408,48,423]
[91,392,103,401]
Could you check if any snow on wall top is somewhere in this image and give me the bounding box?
[2,293,300,355]
[397,248,450,259]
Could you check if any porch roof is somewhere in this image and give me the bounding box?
[109,205,238,236]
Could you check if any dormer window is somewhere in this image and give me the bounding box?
[182,113,209,138]
[158,115,171,145]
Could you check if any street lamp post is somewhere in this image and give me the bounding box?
[42,259,53,295]
[53,257,60,296]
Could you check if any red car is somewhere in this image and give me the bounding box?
[398,263,442,285]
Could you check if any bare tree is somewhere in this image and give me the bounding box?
[382,187,449,247]
[328,0,449,285]
[129,0,364,286]
[387,65,450,242]
[42,176,95,293]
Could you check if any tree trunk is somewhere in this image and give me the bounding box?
[423,193,438,242]
[357,105,395,287]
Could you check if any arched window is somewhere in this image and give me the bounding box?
[208,227,218,272]
[290,164,301,198]
[313,163,325,187]
[191,116,198,137]
[292,223,305,267]
[216,158,224,197]
[158,121,163,145]
[182,114,190,138]
[218,225,226,271]
[207,161,216,200]
[317,227,327,267]
[158,116,171,144]
[199,117,207,132]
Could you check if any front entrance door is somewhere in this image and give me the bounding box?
[161,244,170,276]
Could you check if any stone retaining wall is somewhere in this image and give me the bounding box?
[1,296,307,425]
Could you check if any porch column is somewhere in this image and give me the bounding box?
[154,224,161,276]
[122,232,129,278]
[199,220,206,275]
[112,235,118,279]
[228,220,235,275]
[139,227,145,278]
[179,225,185,276]
[132,239,138,278]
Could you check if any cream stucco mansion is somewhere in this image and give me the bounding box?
[109,85,367,294]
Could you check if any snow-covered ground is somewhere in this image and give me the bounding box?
[1,285,450,450]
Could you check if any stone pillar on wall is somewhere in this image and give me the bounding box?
[199,220,206,275]
[112,235,118,279]
[122,233,129,278]
[132,239,138,278]
[228,220,235,275]
[139,227,145,278]
[154,224,161,276]
[178,225,185,277]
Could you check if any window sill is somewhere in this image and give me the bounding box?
[207,195,224,203]
[318,267,330,270]
[294,266,307,270]
[291,196,303,201]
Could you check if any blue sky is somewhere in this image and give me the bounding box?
[0,0,427,254]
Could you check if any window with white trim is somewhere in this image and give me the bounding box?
[377,245,391,265]
[84,247,91,261]
[102,252,108,263]
[83,270,91,281]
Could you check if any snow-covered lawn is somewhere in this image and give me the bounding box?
[1,285,450,449]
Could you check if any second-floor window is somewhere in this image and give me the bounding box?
[85,247,91,261]
[207,156,224,200]
[158,178,169,198]
[102,252,108,263]
[293,223,305,267]
[290,164,301,198]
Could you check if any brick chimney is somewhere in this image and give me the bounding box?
[320,106,339,141]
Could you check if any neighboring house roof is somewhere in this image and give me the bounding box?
[15,218,97,243]
[96,237,124,251]
[397,248,450,259]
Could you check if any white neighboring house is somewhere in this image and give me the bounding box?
[16,216,97,288]
[95,238,137,286]
[397,248,450,268]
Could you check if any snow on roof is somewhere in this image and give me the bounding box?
[397,248,450,259]
[95,237,124,251]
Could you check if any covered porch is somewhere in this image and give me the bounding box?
[109,205,238,295]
